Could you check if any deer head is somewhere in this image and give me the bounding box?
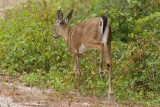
[53,9,73,39]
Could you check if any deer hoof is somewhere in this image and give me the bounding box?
[108,94,116,102]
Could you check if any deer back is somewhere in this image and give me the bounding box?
[68,18,102,53]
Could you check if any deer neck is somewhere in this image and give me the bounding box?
[61,24,73,52]
[61,25,70,42]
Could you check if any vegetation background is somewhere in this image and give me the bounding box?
[0,0,159,106]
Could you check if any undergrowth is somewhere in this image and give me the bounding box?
[0,0,160,106]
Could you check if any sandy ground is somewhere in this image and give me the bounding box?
[0,75,122,107]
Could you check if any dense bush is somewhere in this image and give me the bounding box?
[0,0,159,106]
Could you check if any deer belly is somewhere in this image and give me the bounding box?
[78,43,93,54]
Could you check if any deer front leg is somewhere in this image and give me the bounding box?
[73,54,77,74]
[73,53,81,88]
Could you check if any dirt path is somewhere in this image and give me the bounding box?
[0,75,122,107]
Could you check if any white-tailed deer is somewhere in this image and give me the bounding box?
[53,9,112,99]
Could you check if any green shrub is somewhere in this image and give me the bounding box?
[0,0,160,106]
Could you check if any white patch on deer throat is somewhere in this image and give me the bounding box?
[102,23,109,46]
[79,44,92,54]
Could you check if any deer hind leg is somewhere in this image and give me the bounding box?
[84,40,105,78]
[100,43,105,79]
[105,45,113,99]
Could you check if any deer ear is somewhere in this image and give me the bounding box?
[56,10,63,21]
[64,9,73,24]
